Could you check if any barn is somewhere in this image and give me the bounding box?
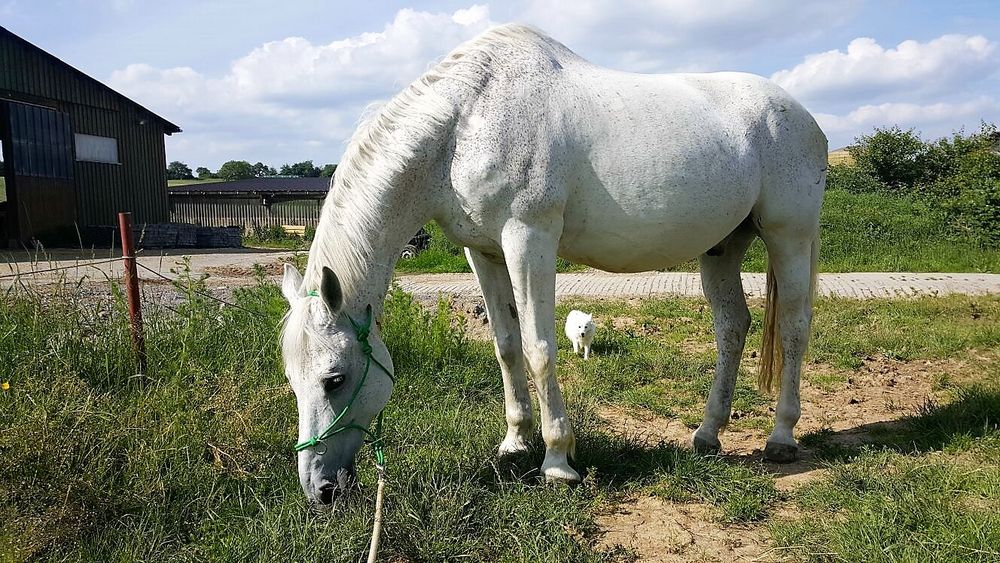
[0,25,180,247]
[168,176,329,233]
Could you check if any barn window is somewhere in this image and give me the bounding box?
[75,133,120,164]
[7,101,74,179]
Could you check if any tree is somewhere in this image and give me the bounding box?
[166,161,194,180]
[217,160,255,181]
[279,160,321,177]
[320,163,337,177]
[196,167,214,180]
[252,162,277,177]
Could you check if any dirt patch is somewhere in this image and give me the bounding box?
[595,356,971,481]
[590,353,987,559]
[596,496,776,562]
[609,316,663,337]
[203,259,290,278]
[598,405,693,446]
[457,298,494,342]
[410,294,495,342]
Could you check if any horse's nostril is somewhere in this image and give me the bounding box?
[318,483,337,505]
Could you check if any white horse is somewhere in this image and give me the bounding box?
[281,24,826,505]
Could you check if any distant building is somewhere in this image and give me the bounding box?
[0,25,180,246]
[168,176,330,231]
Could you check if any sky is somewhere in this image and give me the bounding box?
[3,1,1000,170]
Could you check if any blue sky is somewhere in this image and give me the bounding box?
[4,1,999,170]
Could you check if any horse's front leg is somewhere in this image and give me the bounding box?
[502,221,580,483]
[465,248,534,456]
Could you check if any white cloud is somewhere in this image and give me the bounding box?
[518,0,857,71]
[108,5,493,167]
[816,97,1000,147]
[772,35,999,105]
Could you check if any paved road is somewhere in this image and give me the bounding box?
[397,271,1000,300]
[3,249,998,300]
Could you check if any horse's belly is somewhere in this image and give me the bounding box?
[559,184,755,272]
[559,224,723,272]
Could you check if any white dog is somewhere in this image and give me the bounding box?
[565,310,596,359]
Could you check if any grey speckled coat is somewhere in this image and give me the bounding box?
[281,24,827,505]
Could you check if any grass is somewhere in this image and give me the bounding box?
[0,279,777,561]
[221,187,1000,274]
[772,385,1000,561]
[665,189,1000,273]
[167,178,227,187]
[1,277,997,560]
[553,295,998,432]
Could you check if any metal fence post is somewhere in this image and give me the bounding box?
[118,212,147,374]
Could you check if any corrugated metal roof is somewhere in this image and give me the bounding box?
[0,25,182,134]
[168,176,332,195]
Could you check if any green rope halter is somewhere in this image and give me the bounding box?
[293,298,394,467]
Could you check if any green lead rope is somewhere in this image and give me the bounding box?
[294,300,395,468]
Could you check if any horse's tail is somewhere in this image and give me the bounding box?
[758,235,819,393]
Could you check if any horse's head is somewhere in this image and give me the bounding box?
[280,264,394,507]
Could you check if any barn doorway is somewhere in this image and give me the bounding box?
[0,109,10,248]
[0,100,76,246]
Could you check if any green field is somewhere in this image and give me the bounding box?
[167,178,226,187]
[2,277,997,561]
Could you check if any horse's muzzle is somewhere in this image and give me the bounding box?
[315,466,357,505]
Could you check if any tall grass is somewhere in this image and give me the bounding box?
[1,280,780,561]
[735,190,997,273]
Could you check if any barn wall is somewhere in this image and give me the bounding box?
[170,196,324,230]
[72,104,169,226]
[0,27,172,241]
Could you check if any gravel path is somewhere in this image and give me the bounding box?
[3,249,997,300]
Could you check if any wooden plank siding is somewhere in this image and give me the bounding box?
[170,196,324,231]
[0,26,178,242]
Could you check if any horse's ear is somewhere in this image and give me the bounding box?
[320,267,344,315]
[282,264,303,302]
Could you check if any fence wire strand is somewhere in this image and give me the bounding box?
[0,257,124,280]
[2,256,271,318]
[133,262,271,318]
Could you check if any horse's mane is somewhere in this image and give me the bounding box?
[301,24,554,295]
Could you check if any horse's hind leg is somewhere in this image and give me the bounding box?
[758,232,819,462]
[692,221,756,454]
[502,220,580,482]
[466,248,534,456]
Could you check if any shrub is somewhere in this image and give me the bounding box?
[826,163,884,193]
[848,126,928,190]
[840,123,1000,248]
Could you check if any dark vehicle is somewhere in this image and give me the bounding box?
[400,227,431,259]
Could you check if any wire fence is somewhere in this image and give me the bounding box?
[1,255,271,318]
[0,257,124,280]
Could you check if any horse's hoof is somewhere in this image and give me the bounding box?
[764,441,799,463]
[542,464,581,484]
[497,435,531,457]
[692,433,722,455]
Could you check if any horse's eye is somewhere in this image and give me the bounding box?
[323,373,346,394]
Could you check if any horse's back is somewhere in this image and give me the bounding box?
[443,27,826,271]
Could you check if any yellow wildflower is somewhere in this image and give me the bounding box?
[1,381,8,391]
